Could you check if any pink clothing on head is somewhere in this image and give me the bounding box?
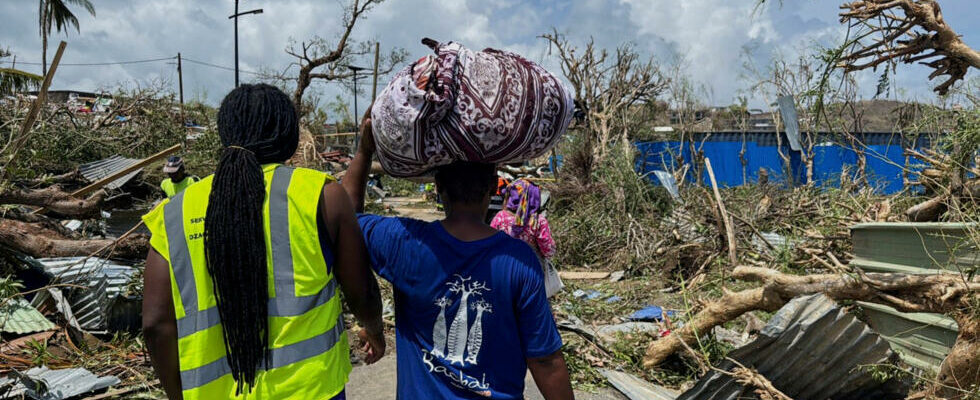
[491,210,556,259]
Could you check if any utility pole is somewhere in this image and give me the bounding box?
[177,53,186,143]
[177,53,185,107]
[372,42,380,101]
[229,0,263,87]
[347,65,368,151]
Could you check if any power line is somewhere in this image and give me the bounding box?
[181,56,287,80]
[0,54,392,87]
[0,56,175,66]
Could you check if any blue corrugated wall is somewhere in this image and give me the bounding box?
[635,132,929,194]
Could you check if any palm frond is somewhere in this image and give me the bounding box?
[63,0,95,16]
[0,68,43,95]
[40,0,95,35]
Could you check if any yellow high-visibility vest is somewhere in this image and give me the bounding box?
[142,164,350,399]
[160,176,199,198]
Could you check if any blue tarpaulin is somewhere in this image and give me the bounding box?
[636,132,930,194]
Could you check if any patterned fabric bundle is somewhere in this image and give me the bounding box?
[371,38,574,177]
[504,178,541,236]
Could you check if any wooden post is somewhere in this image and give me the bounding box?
[177,52,185,146]
[372,41,380,101]
[705,157,737,266]
[551,148,561,179]
[177,53,185,108]
[1,41,67,181]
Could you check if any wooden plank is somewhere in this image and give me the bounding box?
[371,41,380,101]
[705,157,737,265]
[1,41,67,181]
[558,271,610,280]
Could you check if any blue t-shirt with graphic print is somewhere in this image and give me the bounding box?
[358,215,563,399]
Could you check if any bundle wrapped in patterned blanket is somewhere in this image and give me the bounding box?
[370,38,574,177]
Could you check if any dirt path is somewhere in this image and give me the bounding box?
[382,196,443,221]
[346,351,626,400]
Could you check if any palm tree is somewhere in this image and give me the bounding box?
[38,0,95,76]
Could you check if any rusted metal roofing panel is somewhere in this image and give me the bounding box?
[676,293,906,400]
[849,222,969,372]
[0,366,120,399]
[78,155,143,190]
[0,299,55,334]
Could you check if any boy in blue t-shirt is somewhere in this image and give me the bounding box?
[343,116,574,400]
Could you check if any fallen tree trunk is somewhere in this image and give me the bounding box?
[0,219,147,259]
[905,195,948,222]
[0,208,78,238]
[644,266,979,396]
[0,186,104,218]
[927,317,980,400]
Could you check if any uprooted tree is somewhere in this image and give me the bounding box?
[286,0,406,118]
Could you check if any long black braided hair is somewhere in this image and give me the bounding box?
[206,84,298,394]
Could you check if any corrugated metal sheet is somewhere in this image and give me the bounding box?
[676,293,906,400]
[850,222,969,372]
[78,155,142,190]
[0,299,55,334]
[29,257,138,332]
[851,222,979,274]
[0,366,120,399]
[600,369,678,400]
[636,133,930,194]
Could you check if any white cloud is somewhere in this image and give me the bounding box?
[2,0,975,110]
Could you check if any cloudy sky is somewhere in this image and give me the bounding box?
[2,0,978,111]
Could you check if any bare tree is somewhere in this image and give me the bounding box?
[540,29,669,175]
[285,0,405,117]
[838,0,980,95]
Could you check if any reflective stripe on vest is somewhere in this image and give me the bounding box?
[164,166,344,392]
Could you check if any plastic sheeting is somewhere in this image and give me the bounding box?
[636,132,929,194]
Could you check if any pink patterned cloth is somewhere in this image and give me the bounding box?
[491,210,556,259]
[370,39,574,177]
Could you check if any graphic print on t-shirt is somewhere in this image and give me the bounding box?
[423,274,495,396]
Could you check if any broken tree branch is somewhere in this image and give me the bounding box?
[643,266,978,368]
[705,158,737,265]
[838,0,980,94]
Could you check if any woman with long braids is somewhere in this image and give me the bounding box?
[142,84,385,400]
